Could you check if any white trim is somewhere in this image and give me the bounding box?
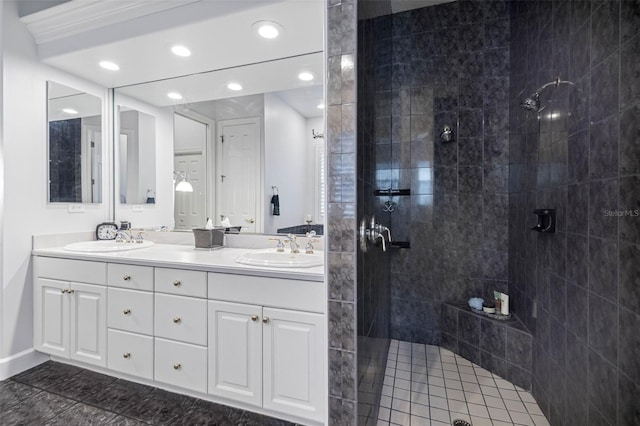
[20,0,200,45]
[0,348,49,380]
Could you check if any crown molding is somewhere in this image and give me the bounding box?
[21,0,201,45]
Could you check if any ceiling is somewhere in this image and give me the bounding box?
[22,0,325,102]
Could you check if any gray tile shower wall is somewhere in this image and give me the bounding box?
[509,1,640,425]
[327,0,359,425]
[361,1,511,346]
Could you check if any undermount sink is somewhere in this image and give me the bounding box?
[236,248,323,268]
[63,240,155,252]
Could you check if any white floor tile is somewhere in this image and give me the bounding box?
[383,375,395,387]
[493,421,514,426]
[394,378,411,390]
[461,381,481,393]
[499,388,521,401]
[428,384,447,398]
[412,381,429,394]
[429,377,446,388]
[382,385,394,397]
[494,377,516,389]
[470,415,493,426]
[376,420,390,426]
[450,412,472,423]
[484,395,506,409]
[467,402,490,418]
[410,402,430,418]
[477,375,497,387]
[409,415,430,425]
[393,388,411,402]
[447,398,468,413]
[430,407,451,423]
[455,357,473,367]
[510,410,535,425]
[457,365,475,375]
[396,361,412,372]
[474,366,493,377]
[395,369,411,381]
[378,407,390,421]
[445,378,464,390]
[391,398,410,413]
[519,391,537,403]
[429,395,448,410]
[488,406,512,422]
[411,391,429,406]
[504,398,527,413]
[413,365,429,375]
[464,391,485,405]
[380,395,392,408]
[389,409,410,426]
[531,413,551,426]
[412,372,428,383]
[430,421,450,426]
[427,368,444,378]
[446,388,465,401]
[443,369,461,380]
[525,401,544,416]
[442,362,458,372]
[480,384,501,397]
[460,372,478,383]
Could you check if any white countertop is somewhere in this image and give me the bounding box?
[32,243,324,282]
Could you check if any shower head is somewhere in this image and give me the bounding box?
[520,92,540,111]
[520,76,576,112]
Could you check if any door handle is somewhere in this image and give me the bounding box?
[245,218,255,224]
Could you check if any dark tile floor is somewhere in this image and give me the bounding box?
[0,361,297,425]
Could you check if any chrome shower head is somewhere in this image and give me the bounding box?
[520,92,540,111]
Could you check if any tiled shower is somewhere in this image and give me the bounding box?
[326,0,639,425]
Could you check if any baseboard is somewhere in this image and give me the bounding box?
[0,348,49,380]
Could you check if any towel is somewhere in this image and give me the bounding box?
[271,194,280,216]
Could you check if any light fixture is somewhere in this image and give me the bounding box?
[62,108,78,114]
[167,92,183,100]
[252,20,283,39]
[99,61,120,71]
[174,171,193,192]
[227,82,243,91]
[298,72,315,81]
[171,45,191,57]
[317,103,325,109]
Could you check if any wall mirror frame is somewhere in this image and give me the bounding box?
[47,80,103,204]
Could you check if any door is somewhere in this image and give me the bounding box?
[208,300,262,407]
[217,118,261,232]
[262,308,324,422]
[70,282,107,367]
[34,278,69,357]
[174,154,206,230]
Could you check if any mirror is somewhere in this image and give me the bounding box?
[117,107,156,204]
[47,81,102,203]
[115,52,325,234]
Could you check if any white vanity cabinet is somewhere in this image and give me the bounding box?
[33,257,107,367]
[208,273,325,423]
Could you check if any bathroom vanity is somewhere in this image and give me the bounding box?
[31,240,325,425]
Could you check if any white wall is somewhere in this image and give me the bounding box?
[263,93,307,234]
[1,1,110,375]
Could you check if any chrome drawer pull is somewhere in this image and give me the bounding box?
[251,315,259,322]
[173,280,181,287]
[123,275,131,281]
[173,363,182,370]
[123,309,131,315]
[123,352,131,359]
[173,316,181,324]
[262,316,269,324]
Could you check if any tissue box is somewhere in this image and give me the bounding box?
[192,228,225,249]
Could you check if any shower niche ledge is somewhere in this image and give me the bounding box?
[441,303,533,391]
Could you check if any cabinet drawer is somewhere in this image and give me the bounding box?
[154,294,207,345]
[108,288,153,335]
[108,264,153,291]
[35,257,106,285]
[155,268,206,298]
[154,338,207,393]
[107,329,153,380]
[208,273,325,313]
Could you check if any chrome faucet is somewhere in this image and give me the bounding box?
[134,232,144,243]
[269,238,285,252]
[116,230,132,243]
[284,234,300,253]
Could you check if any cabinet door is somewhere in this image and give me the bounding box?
[34,278,69,357]
[208,300,262,407]
[263,308,324,422]
[70,282,107,367]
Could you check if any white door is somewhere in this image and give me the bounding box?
[217,118,261,232]
[70,282,106,367]
[174,154,206,230]
[208,300,262,407]
[34,278,69,358]
[263,308,324,422]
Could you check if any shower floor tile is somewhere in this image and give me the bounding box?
[377,340,549,426]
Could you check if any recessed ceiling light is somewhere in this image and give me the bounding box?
[99,61,119,71]
[227,82,243,91]
[252,20,283,39]
[298,72,315,81]
[167,92,183,100]
[62,108,78,114]
[317,103,325,109]
[171,45,191,57]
